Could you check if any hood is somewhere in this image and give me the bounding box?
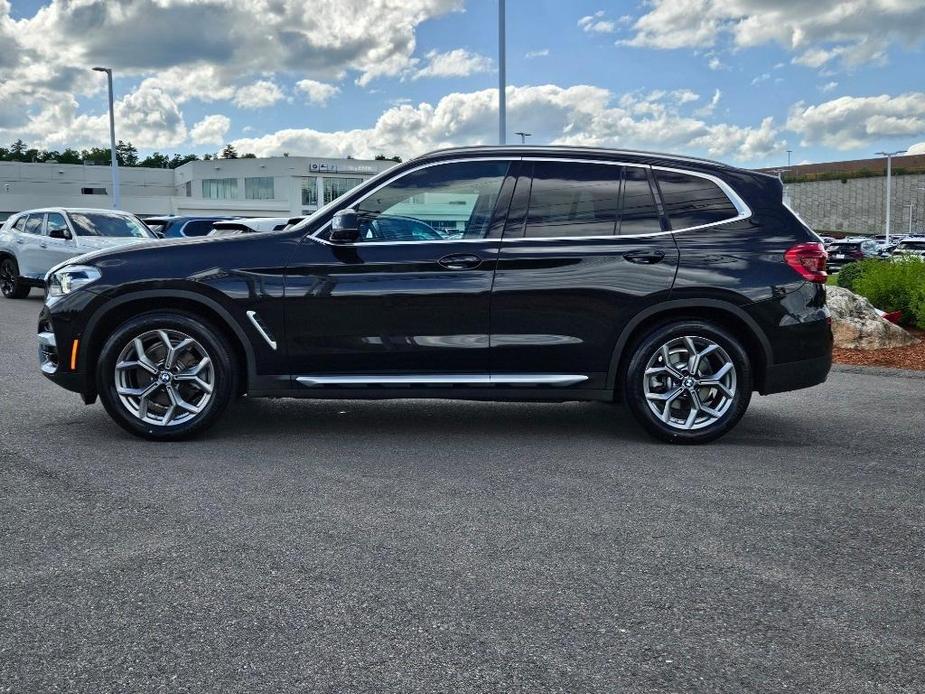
[74,235,152,251]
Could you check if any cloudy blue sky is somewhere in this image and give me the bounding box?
[2,0,925,168]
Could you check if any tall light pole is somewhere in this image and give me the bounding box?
[498,0,506,145]
[93,66,120,209]
[876,149,906,246]
[787,149,792,167]
[905,202,915,236]
[515,131,531,144]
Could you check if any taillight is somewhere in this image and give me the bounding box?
[785,242,828,283]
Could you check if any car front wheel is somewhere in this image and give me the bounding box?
[1,258,31,299]
[97,311,237,440]
[623,321,752,444]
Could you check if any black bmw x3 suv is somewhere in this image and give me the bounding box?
[39,146,831,443]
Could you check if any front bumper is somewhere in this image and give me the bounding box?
[38,303,96,402]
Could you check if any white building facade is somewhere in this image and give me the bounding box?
[0,156,396,222]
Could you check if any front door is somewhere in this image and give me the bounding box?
[41,212,80,270]
[284,159,516,380]
[490,160,679,390]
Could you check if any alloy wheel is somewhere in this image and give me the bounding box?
[0,261,15,297]
[114,329,215,427]
[643,335,737,431]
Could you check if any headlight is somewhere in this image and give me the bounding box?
[46,265,101,303]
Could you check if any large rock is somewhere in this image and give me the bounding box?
[827,285,918,350]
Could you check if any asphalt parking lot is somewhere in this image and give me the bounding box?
[1,293,924,693]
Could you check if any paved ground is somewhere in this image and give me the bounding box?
[1,293,923,693]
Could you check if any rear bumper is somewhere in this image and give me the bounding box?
[760,353,832,395]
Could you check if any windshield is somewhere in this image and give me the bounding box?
[69,212,153,238]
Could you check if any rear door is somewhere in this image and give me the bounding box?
[489,159,678,390]
[17,213,48,279]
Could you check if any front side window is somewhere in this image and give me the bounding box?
[68,212,152,238]
[523,162,621,238]
[655,170,739,230]
[323,177,364,204]
[23,214,44,235]
[202,178,238,200]
[46,213,69,236]
[352,161,510,242]
[245,176,275,200]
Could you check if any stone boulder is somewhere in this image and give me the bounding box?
[827,285,918,350]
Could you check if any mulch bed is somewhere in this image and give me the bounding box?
[833,328,925,371]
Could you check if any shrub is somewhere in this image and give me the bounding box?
[852,258,925,325]
[835,260,874,292]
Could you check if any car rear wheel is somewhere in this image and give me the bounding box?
[623,321,752,444]
[1,258,31,299]
[97,311,237,440]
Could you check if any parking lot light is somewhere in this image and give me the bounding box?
[92,66,120,210]
[875,149,907,246]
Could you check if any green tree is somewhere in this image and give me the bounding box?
[116,140,139,166]
[220,144,238,159]
[168,153,199,169]
[241,152,257,159]
[57,148,82,165]
[10,139,27,159]
[139,152,170,168]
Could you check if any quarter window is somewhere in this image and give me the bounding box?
[523,162,621,238]
[23,214,44,235]
[13,215,27,232]
[202,178,238,200]
[655,170,739,229]
[352,161,510,242]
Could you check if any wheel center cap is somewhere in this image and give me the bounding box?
[682,376,697,390]
[158,371,173,384]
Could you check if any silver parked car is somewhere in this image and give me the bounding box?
[0,207,156,299]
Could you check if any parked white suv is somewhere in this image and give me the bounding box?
[0,208,155,299]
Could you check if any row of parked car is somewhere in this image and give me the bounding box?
[0,207,304,299]
[820,234,925,272]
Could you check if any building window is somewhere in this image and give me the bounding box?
[300,177,318,207]
[245,176,275,200]
[323,177,363,204]
[185,181,192,197]
[202,178,238,200]
[80,187,107,195]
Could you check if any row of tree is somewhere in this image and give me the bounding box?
[0,140,402,168]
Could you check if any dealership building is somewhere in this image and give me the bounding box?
[0,155,396,222]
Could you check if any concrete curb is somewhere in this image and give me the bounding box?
[831,363,925,379]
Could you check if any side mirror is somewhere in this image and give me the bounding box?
[330,209,360,243]
[48,227,71,240]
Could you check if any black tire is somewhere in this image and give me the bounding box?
[97,311,238,440]
[623,320,752,444]
[1,258,31,299]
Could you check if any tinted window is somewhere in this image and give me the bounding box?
[69,213,152,238]
[620,167,662,236]
[898,242,925,250]
[354,160,510,241]
[46,213,69,236]
[655,170,738,229]
[182,220,215,237]
[23,214,44,235]
[523,162,620,238]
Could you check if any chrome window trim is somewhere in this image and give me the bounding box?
[306,155,752,247]
[296,373,588,387]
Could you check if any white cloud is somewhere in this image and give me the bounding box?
[694,89,722,117]
[233,81,284,109]
[578,11,616,34]
[230,84,782,163]
[707,56,726,71]
[819,81,839,93]
[907,143,925,155]
[751,73,771,86]
[623,0,925,70]
[190,114,231,146]
[786,93,925,150]
[525,49,550,59]
[412,49,493,79]
[295,79,340,106]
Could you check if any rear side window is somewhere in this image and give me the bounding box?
[182,220,215,237]
[655,170,739,230]
[523,162,621,238]
[23,214,44,235]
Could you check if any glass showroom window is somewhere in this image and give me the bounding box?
[245,177,275,200]
[301,177,318,207]
[202,178,238,200]
[323,177,363,204]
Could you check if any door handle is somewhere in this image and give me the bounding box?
[15,238,24,244]
[438,253,482,270]
[40,242,47,248]
[623,249,666,265]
